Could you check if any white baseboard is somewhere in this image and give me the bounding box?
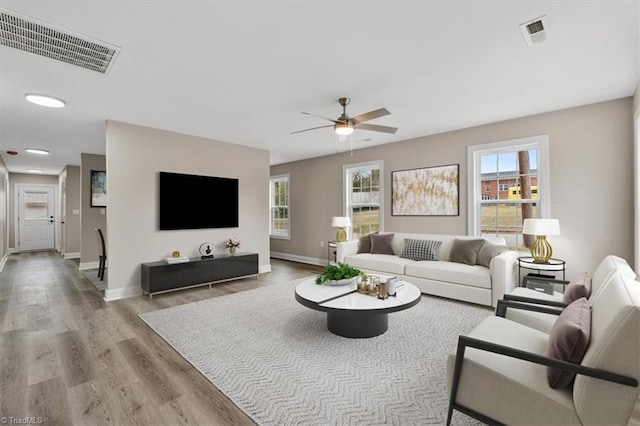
[79,261,99,270]
[270,252,325,266]
[104,286,142,301]
[259,264,272,274]
[8,248,18,254]
[0,253,8,272]
[63,252,81,260]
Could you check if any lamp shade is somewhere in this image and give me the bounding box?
[522,218,560,236]
[331,216,351,228]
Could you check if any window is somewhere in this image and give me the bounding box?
[484,184,491,192]
[468,135,549,249]
[270,174,289,239]
[344,161,383,239]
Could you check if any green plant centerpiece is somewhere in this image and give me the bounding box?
[315,263,362,286]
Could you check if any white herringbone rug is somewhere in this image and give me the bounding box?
[139,278,492,425]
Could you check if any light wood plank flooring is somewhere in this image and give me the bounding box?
[0,251,321,425]
[1,251,639,425]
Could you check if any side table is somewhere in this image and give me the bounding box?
[328,241,338,265]
[517,256,566,287]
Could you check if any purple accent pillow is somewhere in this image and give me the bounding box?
[370,234,395,255]
[562,272,592,304]
[546,297,591,389]
[357,231,378,254]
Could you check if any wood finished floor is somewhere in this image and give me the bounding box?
[0,251,322,425]
[1,251,639,425]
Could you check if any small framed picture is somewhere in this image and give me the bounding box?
[90,170,107,208]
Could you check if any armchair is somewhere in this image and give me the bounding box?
[446,273,640,425]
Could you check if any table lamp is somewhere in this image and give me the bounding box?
[522,218,561,263]
[331,216,351,242]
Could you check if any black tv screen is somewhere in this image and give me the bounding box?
[159,171,239,230]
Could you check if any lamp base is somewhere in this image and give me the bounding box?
[530,235,552,263]
[336,227,347,242]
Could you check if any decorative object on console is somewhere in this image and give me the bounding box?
[331,216,351,242]
[199,242,214,259]
[164,256,190,264]
[224,238,240,256]
[172,250,180,258]
[391,164,459,216]
[315,263,362,285]
[522,218,561,263]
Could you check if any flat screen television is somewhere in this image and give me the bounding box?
[159,171,239,230]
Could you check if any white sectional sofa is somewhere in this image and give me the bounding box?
[336,232,518,307]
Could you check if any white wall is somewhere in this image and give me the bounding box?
[105,120,270,300]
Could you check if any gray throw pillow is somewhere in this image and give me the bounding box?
[449,239,486,266]
[357,231,378,254]
[476,241,508,267]
[546,297,591,389]
[370,233,395,255]
[401,239,442,261]
[562,272,591,304]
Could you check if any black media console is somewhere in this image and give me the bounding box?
[141,252,259,299]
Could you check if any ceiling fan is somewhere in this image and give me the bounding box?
[292,97,398,136]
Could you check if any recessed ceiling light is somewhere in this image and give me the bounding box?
[25,93,66,108]
[25,148,50,155]
[28,169,44,173]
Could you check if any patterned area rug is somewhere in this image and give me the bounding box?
[139,278,491,425]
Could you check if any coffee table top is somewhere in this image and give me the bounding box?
[294,276,421,314]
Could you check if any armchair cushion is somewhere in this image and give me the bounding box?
[562,272,591,304]
[547,297,591,389]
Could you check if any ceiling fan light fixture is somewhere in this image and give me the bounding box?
[25,93,66,108]
[334,122,355,136]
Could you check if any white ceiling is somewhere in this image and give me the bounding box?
[1,1,638,175]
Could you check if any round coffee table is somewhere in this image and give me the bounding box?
[294,277,421,338]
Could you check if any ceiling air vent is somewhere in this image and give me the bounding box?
[520,15,549,46]
[0,9,120,73]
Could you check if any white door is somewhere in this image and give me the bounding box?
[18,185,55,251]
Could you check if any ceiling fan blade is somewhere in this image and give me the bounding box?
[291,124,334,135]
[356,123,398,134]
[351,108,390,124]
[301,112,342,124]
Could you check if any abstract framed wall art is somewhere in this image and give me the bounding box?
[392,164,459,216]
[90,170,107,207]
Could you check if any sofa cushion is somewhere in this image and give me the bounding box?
[405,260,492,289]
[476,241,508,267]
[344,253,415,275]
[449,239,486,265]
[357,232,378,254]
[370,233,395,255]
[562,272,591,304]
[400,238,442,261]
[547,297,591,389]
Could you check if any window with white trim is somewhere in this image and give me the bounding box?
[343,160,383,239]
[270,174,289,239]
[468,135,549,250]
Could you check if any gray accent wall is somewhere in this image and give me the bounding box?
[80,153,107,267]
[271,97,634,279]
[60,165,81,256]
[105,120,270,299]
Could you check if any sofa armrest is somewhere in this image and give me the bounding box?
[489,250,519,308]
[336,240,359,263]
